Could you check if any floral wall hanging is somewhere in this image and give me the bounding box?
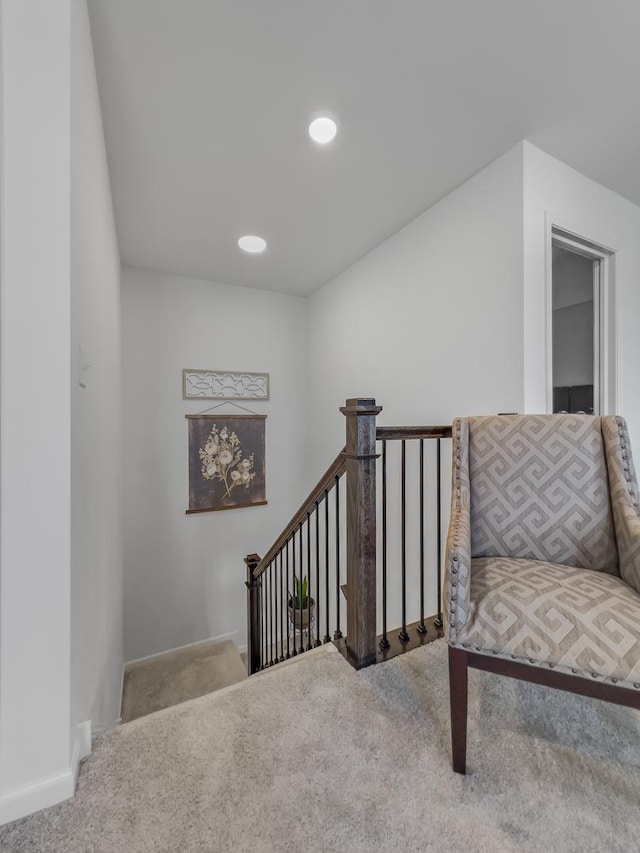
[186,414,267,513]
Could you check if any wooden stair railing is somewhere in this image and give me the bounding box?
[245,398,452,675]
[244,446,347,674]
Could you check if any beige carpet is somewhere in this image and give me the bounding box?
[2,639,640,852]
[121,638,246,722]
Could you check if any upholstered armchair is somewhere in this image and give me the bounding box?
[445,414,640,774]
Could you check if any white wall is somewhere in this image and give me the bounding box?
[70,0,123,736]
[304,144,525,634]
[0,0,73,823]
[122,267,308,661]
[307,143,525,468]
[523,141,640,441]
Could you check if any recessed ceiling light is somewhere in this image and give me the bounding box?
[308,116,338,144]
[238,235,267,254]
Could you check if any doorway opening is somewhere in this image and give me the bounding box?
[549,227,616,415]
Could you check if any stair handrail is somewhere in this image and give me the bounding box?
[245,398,455,676]
[376,425,452,440]
[251,447,347,579]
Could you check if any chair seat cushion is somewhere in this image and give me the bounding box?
[454,557,640,690]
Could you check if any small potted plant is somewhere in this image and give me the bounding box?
[288,576,315,633]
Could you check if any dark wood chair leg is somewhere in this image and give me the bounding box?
[448,646,468,774]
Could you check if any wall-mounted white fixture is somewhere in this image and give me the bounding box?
[238,235,267,254]
[308,115,338,144]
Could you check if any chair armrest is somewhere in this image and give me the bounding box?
[444,419,473,644]
[603,416,640,595]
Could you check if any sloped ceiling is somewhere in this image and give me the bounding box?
[89,0,640,294]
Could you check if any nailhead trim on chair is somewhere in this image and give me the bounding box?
[617,416,639,508]
[448,422,465,643]
[452,641,640,690]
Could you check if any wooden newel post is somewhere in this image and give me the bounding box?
[340,397,382,668]
[244,553,262,675]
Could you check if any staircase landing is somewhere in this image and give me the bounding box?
[121,638,246,722]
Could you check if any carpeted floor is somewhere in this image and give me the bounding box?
[2,639,640,852]
[121,638,247,722]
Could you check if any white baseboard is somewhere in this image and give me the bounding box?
[0,720,93,826]
[76,720,92,763]
[92,719,121,737]
[125,630,243,666]
[0,766,74,827]
[71,720,92,788]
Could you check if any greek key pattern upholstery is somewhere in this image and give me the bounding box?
[468,415,618,572]
[453,557,640,690]
[603,416,640,595]
[444,419,472,644]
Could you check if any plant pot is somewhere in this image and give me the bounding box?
[288,597,315,632]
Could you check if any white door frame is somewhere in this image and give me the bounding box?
[545,220,617,416]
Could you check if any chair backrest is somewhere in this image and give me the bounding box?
[465,414,618,572]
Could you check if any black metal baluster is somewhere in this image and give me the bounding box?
[399,439,409,642]
[435,437,443,628]
[257,575,262,671]
[262,572,266,669]
[418,438,427,635]
[334,476,343,640]
[270,563,274,666]
[279,550,284,662]
[380,440,390,650]
[273,562,279,664]
[272,562,277,663]
[265,567,269,667]
[286,540,291,659]
[315,502,320,647]
[264,565,268,667]
[263,565,268,667]
[273,563,276,661]
[291,530,298,656]
[298,521,305,655]
[271,562,276,665]
[255,573,260,672]
[306,511,312,651]
[292,526,297,654]
[323,489,330,643]
[264,566,273,666]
